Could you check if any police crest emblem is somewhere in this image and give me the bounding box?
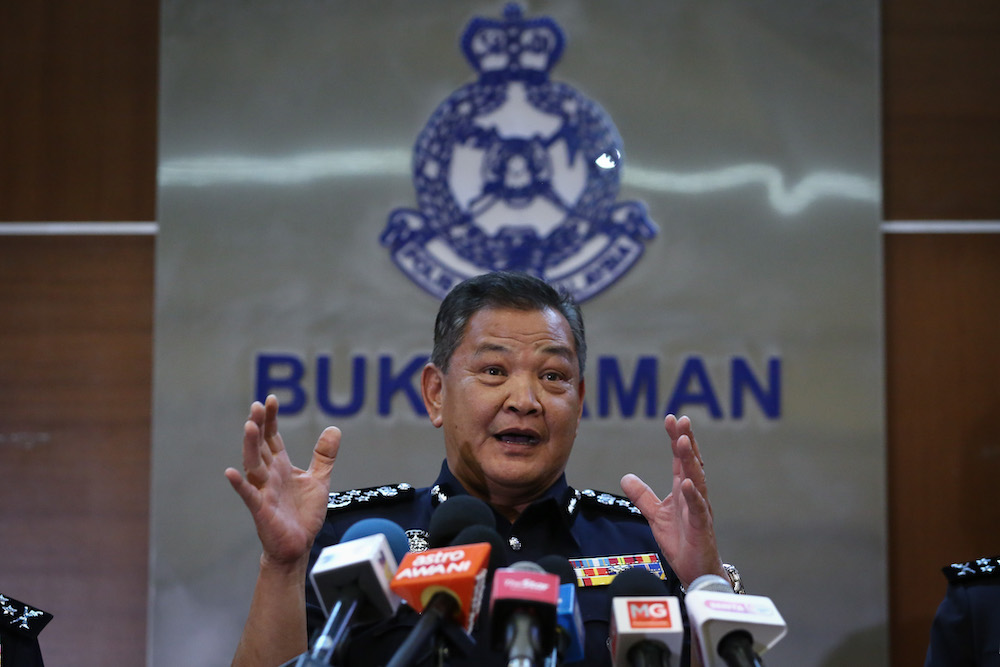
[381,4,657,302]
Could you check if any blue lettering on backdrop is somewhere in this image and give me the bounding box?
[378,355,429,416]
[254,353,782,420]
[317,355,366,416]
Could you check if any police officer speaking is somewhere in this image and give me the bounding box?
[225,271,742,667]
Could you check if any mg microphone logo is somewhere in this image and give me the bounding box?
[627,599,676,629]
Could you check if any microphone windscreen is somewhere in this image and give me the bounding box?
[341,518,410,563]
[451,524,508,569]
[687,574,732,594]
[607,566,670,598]
[537,555,576,585]
[428,495,495,547]
[508,560,545,573]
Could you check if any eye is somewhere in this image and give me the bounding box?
[484,366,505,376]
[542,371,565,382]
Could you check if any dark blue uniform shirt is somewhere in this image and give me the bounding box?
[0,594,52,667]
[304,461,688,667]
[925,556,1000,667]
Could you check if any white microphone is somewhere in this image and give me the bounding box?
[300,519,407,666]
[608,567,684,667]
[683,575,787,667]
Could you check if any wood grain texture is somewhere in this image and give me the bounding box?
[0,236,155,665]
[882,0,1000,220]
[0,2,158,221]
[884,233,1000,667]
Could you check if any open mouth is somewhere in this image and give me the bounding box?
[495,430,540,446]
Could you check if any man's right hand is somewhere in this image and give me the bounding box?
[226,395,341,667]
[224,394,340,567]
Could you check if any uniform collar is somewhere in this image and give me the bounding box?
[429,459,583,523]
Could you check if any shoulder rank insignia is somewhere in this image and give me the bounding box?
[569,553,665,587]
[943,556,1000,584]
[1,593,53,640]
[327,483,415,511]
[574,488,644,517]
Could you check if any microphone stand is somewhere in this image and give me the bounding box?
[385,596,476,667]
[295,597,360,667]
[716,631,765,667]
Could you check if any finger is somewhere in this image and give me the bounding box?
[673,434,709,500]
[679,416,705,467]
[245,400,274,466]
[667,414,704,467]
[664,415,684,478]
[679,478,712,530]
[620,473,662,519]
[262,394,285,455]
[242,419,269,486]
[307,426,341,482]
[224,466,262,514]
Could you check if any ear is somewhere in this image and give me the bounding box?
[421,363,445,428]
[576,378,586,425]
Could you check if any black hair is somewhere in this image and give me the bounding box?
[431,271,586,374]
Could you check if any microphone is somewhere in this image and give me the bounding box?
[490,561,561,667]
[300,518,409,666]
[683,574,787,667]
[607,567,683,667]
[537,555,585,665]
[451,524,509,570]
[427,494,496,548]
[386,541,493,667]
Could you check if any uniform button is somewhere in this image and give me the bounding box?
[509,536,522,551]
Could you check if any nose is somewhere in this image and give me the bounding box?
[504,374,541,414]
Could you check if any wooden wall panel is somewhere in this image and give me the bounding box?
[882,0,1000,220]
[0,2,158,221]
[883,1,1000,665]
[0,1,158,665]
[0,236,154,665]
[884,234,1000,667]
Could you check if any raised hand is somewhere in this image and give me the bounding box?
[225,394,339,566]
[620,414,726,588]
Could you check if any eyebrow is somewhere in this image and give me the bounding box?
[473,342,577,363]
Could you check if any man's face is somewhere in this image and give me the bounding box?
[422,306,585,506]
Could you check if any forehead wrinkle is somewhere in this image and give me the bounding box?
[471,340,576,366]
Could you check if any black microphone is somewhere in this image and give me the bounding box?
[296,518,409,667]
[537,555,585,665]
[683,574,786,667]
[490,561,561,667]
[607,567,683,667]
[452,524,509,571]
[427,494,496,548]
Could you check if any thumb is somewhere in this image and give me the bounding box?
[621,473,660,518]
[307,426,341,481]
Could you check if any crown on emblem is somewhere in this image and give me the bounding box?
[460,3,565,79]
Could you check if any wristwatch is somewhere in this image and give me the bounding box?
[722,562,746,594]
[678,562,745,595]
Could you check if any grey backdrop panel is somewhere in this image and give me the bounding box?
[154,2,883,665]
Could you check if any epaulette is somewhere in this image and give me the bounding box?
[0,594,53,640]
[327,482,415,512]
[571,488,644,518]
[942,556,1000,585]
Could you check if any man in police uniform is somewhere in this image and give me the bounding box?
[925,556,1000,666]
[226,271,740,667]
